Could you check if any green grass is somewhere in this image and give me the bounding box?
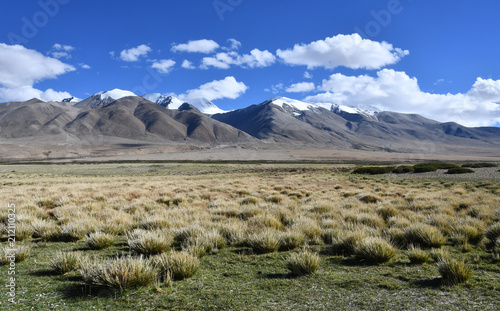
[352,166,395,175]
[462,163,498,168]
[413,163,460,173]
[446,167,475,174]
[2,239,499,310]
[1,163,499,310]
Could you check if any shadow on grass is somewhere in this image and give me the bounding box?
[412,277,442,288]
[62,283,116,299]
[29,269,55,277]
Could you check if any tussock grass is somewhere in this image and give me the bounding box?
[31,219,59,240]
[404,224,446,249]
[246,229,281,253]
[358,194,381,204]
[286,249,320,276]
[279,230,306,251]
[13,222,35,241]
[407,245,431,264]
[248,213,284,230]
[127,230,174,255]
[0,244,31,264]
[85,232,115,250]
[153,251,199,280]
[49,251,82,274]
[2,162,499,308]
[80,255,156,292]
[485,222,500,243]
[331,230,368,256]
[218,223,246,246]
[354,237,397,264]
[437,259,473,285]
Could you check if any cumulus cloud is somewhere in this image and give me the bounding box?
[0,43,75,89]
[181,60,195,69]
[171,39,220,54]
[304,71,313,79]
[119,44,151,62]
[180,76,248,101]
[286,82,316,93]
[53,44,74,52]
[225,38,242,51]
[277,33,409,70]
[151,59,176,73]
[80,63,91,69]
[201,49,276,69]
[304,69,500,127]
[0,86,72,102]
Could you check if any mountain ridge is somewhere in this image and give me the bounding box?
[1,93,499,159]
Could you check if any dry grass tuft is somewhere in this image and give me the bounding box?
[80,255,156,292]
[49,251,82,274]
[246,229,281,253]
[0,244,31,264]
[354,237,397,264]
[85,232,115,250]
[437,258,473,285]
[153,251,200,280]
[404,224,446,249]
[127,230,174,255]
[286,249,320,276]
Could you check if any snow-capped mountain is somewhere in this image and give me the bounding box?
[142,93,184,109]
[331,104,379,121]
[143,93,226,115]
[75,89,137,109]
[264,96,378,120]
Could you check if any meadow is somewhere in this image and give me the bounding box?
[0,162,499,310]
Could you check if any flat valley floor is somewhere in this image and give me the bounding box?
[0,163,499,310]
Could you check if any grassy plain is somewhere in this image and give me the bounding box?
[0,163,499,310]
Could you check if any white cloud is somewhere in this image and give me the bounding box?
[53,44,74,52]
[171,39,220,54]
[466,78,500,102]
[225,38,242,51]
[151,59,176,74]
[0,86,72,102]
[264,83,284,94]
[180,76,248,101]
[80,63,91,69]
[201,49,276,69]
[49,44,75,59]
[304,71,313,79]
[277,33,409,70]
[119,44,151,62]
[181,60,195,69]
[304,69,500,127]
[51,51,70,59]
[286,82,316,93]
[0,43,75,89]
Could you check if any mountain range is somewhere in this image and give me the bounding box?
[1,89,499,159]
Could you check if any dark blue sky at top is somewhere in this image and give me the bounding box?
[1,0,499,116]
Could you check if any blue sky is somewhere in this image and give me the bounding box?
[1,0,500,126]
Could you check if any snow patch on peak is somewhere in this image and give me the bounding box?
[98,89,136,100]
[265,96,379,120]
[143,93,226,115]
[183,98,226,115]
[268,96,332,112]
[331,104,380,119]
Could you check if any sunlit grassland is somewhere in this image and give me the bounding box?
[0,163,499,310]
